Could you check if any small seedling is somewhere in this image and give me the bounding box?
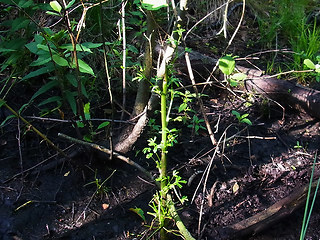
[232,110,252,125]
[294,141,304,149]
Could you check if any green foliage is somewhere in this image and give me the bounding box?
[303,56,320,82]
[187,115,206,134]
[256,0,320,82]
[219,55,235,75]
[219,55,247,87]
[232,110,252,125]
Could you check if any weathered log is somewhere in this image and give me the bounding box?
[205,179,320,240]
[243,74,320,119]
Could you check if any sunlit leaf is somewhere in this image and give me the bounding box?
[229,78,238,87]
[75,59,95,76]
[178,103,187,112]
[84,102,90,120]
[219,55,235,75]
[231,72,247,81]
[241,118,252,125]
[304,59,315,69]
[141,0,167,10]
[50,0,62,13]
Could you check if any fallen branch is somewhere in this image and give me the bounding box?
[58,133,155,183]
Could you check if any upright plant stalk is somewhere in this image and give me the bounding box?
[159,66,168,240]
[160,67,168,197]
[121,1,127,120]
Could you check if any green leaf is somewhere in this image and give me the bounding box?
[231,72,247,81]
[46,10,61,16]
[240,113,249,119]
[178,103,187,112]
[129,207,146,223]
[11,18,30,31]
[97,121,110,129]
[141,0,167,10]
[0,114,15,127]
[23,63,55,80]
[65,0,75,9]
[50,0,62,13]
[304,59,315,69]
[84,102,90,120]
[65,90,77,115]
[66,74,77,87]
[219,55,235,75]
[31,80,59,101]
[30,55,51,66]
[229,78,238,87]
[77,59,95,76]
[241,118,252,125]
[82,42,102,49]
[38,96,62,106]
[76,121,84,128]
[17,0,34,8]
[231,110,240,119]
[52,54,69,66]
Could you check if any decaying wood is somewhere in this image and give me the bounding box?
[205,179,320,239]
[244,74,320,119]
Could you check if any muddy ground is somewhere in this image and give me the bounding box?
[1,80,320,240]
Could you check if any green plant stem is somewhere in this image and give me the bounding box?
[160,67,168,198]
[167,194,195,240]
[160,66,168,240]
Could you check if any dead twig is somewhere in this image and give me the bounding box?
[58,133,156,185]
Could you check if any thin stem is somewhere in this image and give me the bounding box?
[121,1,127,120]
[160,66,168,240]
[160,67,168,197]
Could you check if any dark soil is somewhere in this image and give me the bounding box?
[1,5,320,240]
